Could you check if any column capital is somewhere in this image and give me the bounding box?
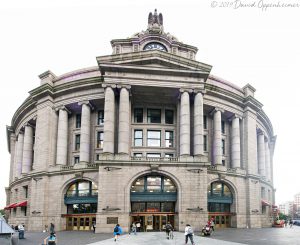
[78,101,94,110]
[117,84,131,90]
[23,122,35,129]
[192,88,206,95]
[257,128,265,136]
[229,114,242,121]
[55,105,71,114]
[179,88,193,94]
[102,83,117,89]
[210,107,224,115]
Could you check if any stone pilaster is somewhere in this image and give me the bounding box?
[9,133,16,183]
[243,107,258,175]
[56,107,69,165]
[118,86,130,154]
[79,101,92,163]
[212,108,223,165]
[103,85,115,154]
[180,90,190,156]
[33,99,57,170]
[265,140,271,181]
[15,132,24,178]
[193,92,203,156]
[231,116,241,168]
[257,132,266,177]
[22,125,34,174]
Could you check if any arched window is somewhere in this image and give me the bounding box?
[131,176,176,193]
[207,182,233,213]
[66,180,98,197]
[65,180,98,214]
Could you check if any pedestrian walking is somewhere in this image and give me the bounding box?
[209,217,215,231]
[92,221,96,233]
[165,222,173,239]
[18,223,25,239]
[113,224,123,242]
[136,221,141,232]
[289,219,293,228]
[184,224,195,245]
[131,222,137,235]
[50,223,55,234]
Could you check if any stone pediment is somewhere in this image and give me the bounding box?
[96,50,212,79]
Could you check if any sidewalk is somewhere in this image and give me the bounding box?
[86,232,246,245]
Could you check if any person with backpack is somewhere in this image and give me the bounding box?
[42,232,57,245]
[113,224,122,242]
[165,222,173,239]
[184,224,195,245]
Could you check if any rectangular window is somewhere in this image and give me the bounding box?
[165,153,174,158]
[97,110,104,125]
[133,153,143,158]
[131,202,146,212]
[147,177,161,192]
[23,186,28,198]
[147,130,161,147]
[261,187,266,199]
[221,120,225,134]
[222,139,225,155]
[165,131,174,147]
[22,206,27,217]
[146,153,161,158]
[74,156,80,164]
[204,115,207,129]
[134,108,143,123]
[204,135,208,151]
[97,131,104,148]
[134,130,143,146]
[222,160,225,166]
[147,109,161,123]
[165,110,174,124]
[75,134,80,150]
[76,114,81,128]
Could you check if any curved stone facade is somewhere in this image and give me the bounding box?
[5,10,276,232]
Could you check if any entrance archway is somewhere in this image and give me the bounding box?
[130,175,177,231]
[207,181,234,228]
[63,180,98,231]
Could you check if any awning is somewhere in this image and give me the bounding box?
[16,201,27,207]
[261,200,271,206]
[4,203,18,210]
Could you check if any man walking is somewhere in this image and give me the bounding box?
[113,224,122,242]
[184,224,195,245]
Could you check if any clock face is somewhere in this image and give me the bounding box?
[143,42,167,52]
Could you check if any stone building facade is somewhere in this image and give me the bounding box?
[5,10,276,232]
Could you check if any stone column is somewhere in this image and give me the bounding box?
[9,133,16,183]
[118,86,130,154]
[193,92,203,156]
[103,86,115,154]
[265,140,271,181]
[213,108,222,165]
[257,132,266,177]
[79,101,92,163]
[180,91,190,156]
[231,116,241,168]
[22,125,34,174]
[56,107,69,165]
[15,132,24,177]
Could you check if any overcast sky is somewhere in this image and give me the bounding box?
[0,0,299,208]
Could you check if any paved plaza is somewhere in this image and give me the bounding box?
[15,226,300,245]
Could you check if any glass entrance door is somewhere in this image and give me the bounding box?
[209,214,231,228]
[66,216,95,231]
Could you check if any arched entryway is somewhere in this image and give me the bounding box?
[207,181,234,228]
[130,175,177,231]
[64,180,98,231]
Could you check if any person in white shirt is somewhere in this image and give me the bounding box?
[184,224,195,245]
